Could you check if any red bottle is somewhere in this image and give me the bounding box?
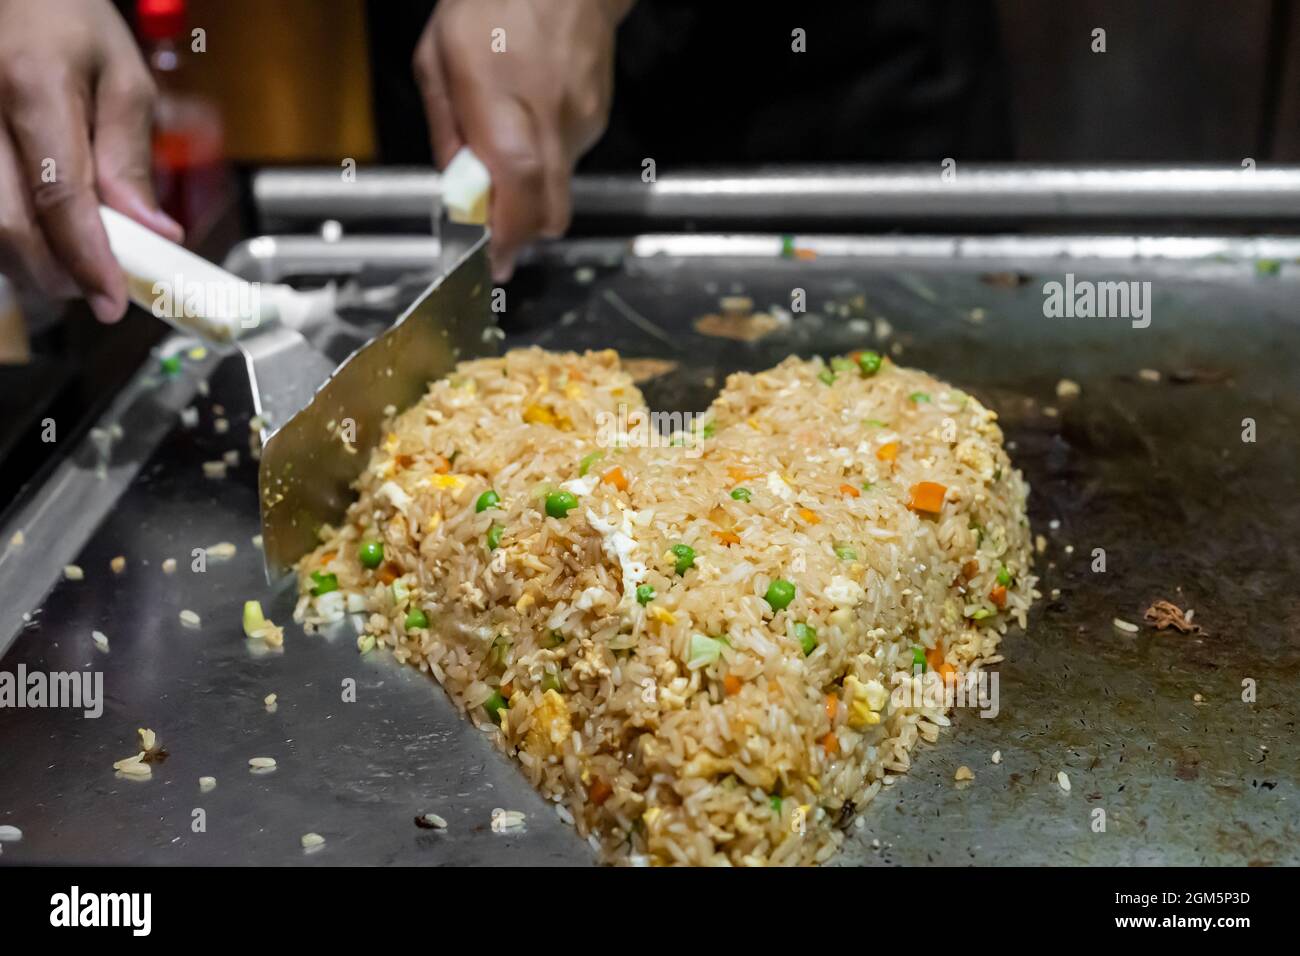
[137,0,227,236]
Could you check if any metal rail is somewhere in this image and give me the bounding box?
[254,164,1300,228]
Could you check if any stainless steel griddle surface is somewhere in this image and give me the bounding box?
[2,254,1297,865]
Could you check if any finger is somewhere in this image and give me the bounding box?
[453,87,548,282]
[537,129,572,240]
[413,23,463,169]
[0,125,77,298]
[8,68,127,322]
[93,62,183,242]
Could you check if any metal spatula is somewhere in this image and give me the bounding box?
[99,150,495,580]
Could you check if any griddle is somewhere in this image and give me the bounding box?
[1,230,1297,866]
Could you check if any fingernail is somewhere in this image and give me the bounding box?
[89,292,124,323]
[490,253,515,284]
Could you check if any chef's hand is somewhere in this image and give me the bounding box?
[414,0,632,282]
[0,0,182,323]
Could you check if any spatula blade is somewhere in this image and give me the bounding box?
[258,231,494,580]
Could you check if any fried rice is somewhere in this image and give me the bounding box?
[295,346,1036,865]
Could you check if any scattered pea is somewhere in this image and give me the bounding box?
[486,523,503,550]
[670,543,695,575]
[794,621,817,656]
[857,350,882,376]
[545,490,578,519]
[765,579,796,611]
[310,571,338,596]
[404,608,429,630]
[635,584,655,605]
[483,690,508,724]
[475,489,500,513]
[730,487,752,502]
[358,540,384,569]
[996,565,1013,587]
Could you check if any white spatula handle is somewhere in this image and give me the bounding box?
[99,206,270,345]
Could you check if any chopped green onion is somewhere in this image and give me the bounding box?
[912,646,927,672]
[702,421,717,439]
[764,579,796,611]
[541,670,563,693]
[781,234,795,258]
[818,369,836,386]
[970,608,995,621]
[670,543,695,575]
[830,356,856,372]
[635,584,655,605]
[578,450,605,476]
[769,795,783,813]
[794,621,817,656]
[996,565,1013,587]
[833,543,858,561]
[548,629,566,647]
[909,391,931,403]
[310,570,338,596]
[687,633,723,669]
[1256,258,1282,276]
[242,600,266,638]
[391,578,410,605]
[404,607,429,630]
[483,690,508,724]
[489,634,511,668]
[475,489,500,513]
[486,523,503,550]
[857,350,882,376]
[358,540,384,569]
[730,487,752,502]
[864,419,887,428]
[545,490,578,519]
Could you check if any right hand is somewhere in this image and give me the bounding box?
[413,0,632,282]
[0,0,183,323]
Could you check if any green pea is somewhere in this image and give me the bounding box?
[483,690,508,724]
[404,608,429,630]
[358,540,384,569]
[996,565,1013,587]
[765,579,796,611]
[730,487,752,502]
[545,490,578,519]
[636,584,655,605]
[794,621,817,656]
[310,571,338,596]
[909,391,931,404]
[475,489,500,513]
[857,350,882,376]
[486,523,503,550]
[670,543,695,575]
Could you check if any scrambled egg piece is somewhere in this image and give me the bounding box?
[524,689,571,757]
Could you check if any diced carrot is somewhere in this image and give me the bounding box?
[588,778,613,806]
[377,564,398,585]
[601,466,629,491]
[839,483,860,498]
[567,367,585,382]
[395,454,414,470]
[825,693,839,722]
[432,454,451,474]
[320,550,337,564]
[938,662,958,684]
[712,529,741,546]
[795,248,818,261]
[876,441,900,462]
[727,466,757,483]
[990,584,1007,609]
[926,644,945,672]
[798,507,821,525]
[500,682,514,698]
[907,481,947,514]
[821,731,839,755]
[724,674,743,696]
